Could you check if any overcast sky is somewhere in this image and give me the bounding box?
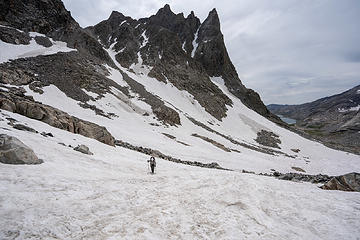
[63,0,360,104]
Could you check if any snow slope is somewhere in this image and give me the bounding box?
[1,110,359,240]
[12,57,359,176]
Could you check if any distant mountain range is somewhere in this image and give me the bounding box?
[268,85,360,154]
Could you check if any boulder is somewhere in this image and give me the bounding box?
[74,144,93,155]
[0,134,42,164]
[321,173,360,192]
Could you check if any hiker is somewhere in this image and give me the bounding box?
[147,156,156,174]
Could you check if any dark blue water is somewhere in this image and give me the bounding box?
[277,115,297,124]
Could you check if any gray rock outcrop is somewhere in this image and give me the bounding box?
[0,134,42,164]
[0,26,31,45]
[34,36,53,47]
[270,172,331,183]
[321,172,360,192]
[255,130,281,149]
[74,144,93,155]
[114,139,229,170]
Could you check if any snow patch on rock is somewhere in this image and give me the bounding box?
[191,28,199,58]
[0,30,76,63]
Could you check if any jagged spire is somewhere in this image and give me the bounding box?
[155,4,174,16]
[202,8,220,31]
[108,11,125,20]
[187,11,196,19]
[163,4,171,12]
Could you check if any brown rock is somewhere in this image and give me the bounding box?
[0,98,16,112]
[0,92,115,146]
[321,172,360,192]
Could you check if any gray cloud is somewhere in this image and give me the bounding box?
[62,0,360,104]
[345,52,360,62]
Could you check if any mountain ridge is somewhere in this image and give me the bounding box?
[268,85,360,154]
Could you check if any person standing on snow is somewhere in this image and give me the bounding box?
[148,156,156,174]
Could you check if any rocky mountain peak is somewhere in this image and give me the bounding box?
[85,4,282,123]
[198,9,221,42]
[203,8,220,31]
[149,3,191,30]
[188,11,196,19]
[161,4,172,13]
[153,4,175,19]
[108,11,126,21]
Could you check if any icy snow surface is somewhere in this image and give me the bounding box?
[0,111,359,239]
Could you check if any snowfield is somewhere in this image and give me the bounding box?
[1,111,360,240]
